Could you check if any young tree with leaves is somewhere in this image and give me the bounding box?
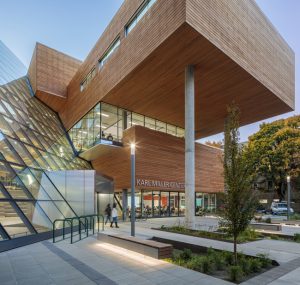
[222,103,258,265]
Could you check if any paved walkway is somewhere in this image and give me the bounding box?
[1,217,300,285]
[0,236,231,285]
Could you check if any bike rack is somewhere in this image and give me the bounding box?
[52,214,104,244]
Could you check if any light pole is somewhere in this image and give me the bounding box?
[130,143,136,236]
[287,175,291,221]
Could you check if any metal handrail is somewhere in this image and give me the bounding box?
[52,214,104,244]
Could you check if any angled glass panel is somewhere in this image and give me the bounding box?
[7,138,37,167]
[0,202,33,238]
[53,201,76,218]
[0,162,31,199]
[0,135,23,165]
[29,169,63,201]
[37,201,66,226]
[16,201,52,233]
[12,165,49,200]
[0,115,16,138]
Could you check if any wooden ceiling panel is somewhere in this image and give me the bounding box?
[102,24,291,138]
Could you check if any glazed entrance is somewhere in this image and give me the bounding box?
[115,190,217,218]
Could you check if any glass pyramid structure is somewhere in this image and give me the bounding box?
[0,41,93,241]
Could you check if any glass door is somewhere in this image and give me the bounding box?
[153,191,160,217]
[142,190,152,218]
[160,192,170,217]
[170,192,178,216]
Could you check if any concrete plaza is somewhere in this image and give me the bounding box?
[1,217,300,285]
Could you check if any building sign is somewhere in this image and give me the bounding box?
[136,178,184,190]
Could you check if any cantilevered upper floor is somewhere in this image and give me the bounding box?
[28,0,295,139]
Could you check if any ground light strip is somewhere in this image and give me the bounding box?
[97,242,165,266]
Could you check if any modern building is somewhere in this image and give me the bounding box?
[0,0,295,248]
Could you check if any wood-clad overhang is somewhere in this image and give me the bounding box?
[101,22,293,139]
[63,0,294,139]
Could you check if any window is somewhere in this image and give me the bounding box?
[99,38,120,69]
[80,67,96,92]
[125,0,157,36]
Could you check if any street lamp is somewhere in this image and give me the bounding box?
[287,175,291,221]
[130,143,136,236]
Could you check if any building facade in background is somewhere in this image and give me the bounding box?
[0,0,295,247]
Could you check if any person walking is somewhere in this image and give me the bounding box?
[110,203,119,228]
[104,204,111,225]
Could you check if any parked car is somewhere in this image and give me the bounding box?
[271,201,294,215]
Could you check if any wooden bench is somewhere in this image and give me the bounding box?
[250,223,282,231]
[97,233,173,259]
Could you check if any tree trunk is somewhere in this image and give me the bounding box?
[234,235,237,265]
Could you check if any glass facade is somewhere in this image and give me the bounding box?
[69,101,185,152]
[116,190,217,218]
[0,41,94,241]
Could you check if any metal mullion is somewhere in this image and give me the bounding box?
[0,223,11,240]
[8,137,41,169]
[0,114,19,139]
[0,183,37,234]
[2,136,26,166]
[24,168,68,219]
[0,99,26,125]
[2,162,53,226]
[42,171,77,217]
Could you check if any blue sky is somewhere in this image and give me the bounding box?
[0,0,298,142]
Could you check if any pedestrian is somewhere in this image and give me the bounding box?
[111,203,119,228]
[104,204,111,225]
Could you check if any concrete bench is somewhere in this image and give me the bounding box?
[97,233,173,259]
[250,223,282,231]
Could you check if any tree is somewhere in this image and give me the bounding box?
[222,103,258,265]
[244,115,300,200]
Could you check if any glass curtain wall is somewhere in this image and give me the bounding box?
[0,78,91,240]
[195,193,217,215]
[69,101,185,152]
[119,190,217,219]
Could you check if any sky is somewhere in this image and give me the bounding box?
[0,0,298,142]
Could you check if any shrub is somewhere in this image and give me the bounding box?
[207,249,226,270]
[222,251,234,265]
[179,248,193,261]
[249,258,262,272]
[214,255,226,270]
[228,265,244,282]
[207,247,216,256]
[238,228,259,242]
[256,253,272,268]
[294,233,300,243]
[239,257,250,274]
[186,256,204,271]
[202,256,213,274]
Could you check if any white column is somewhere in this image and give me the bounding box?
[185,65,195,229]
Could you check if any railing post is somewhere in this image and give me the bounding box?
[86,217,89,237]
[63,220,65,240]
[92,217,95,235]
[71,219,73,244]
[79,218,81,241]
[53,220,56,243]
